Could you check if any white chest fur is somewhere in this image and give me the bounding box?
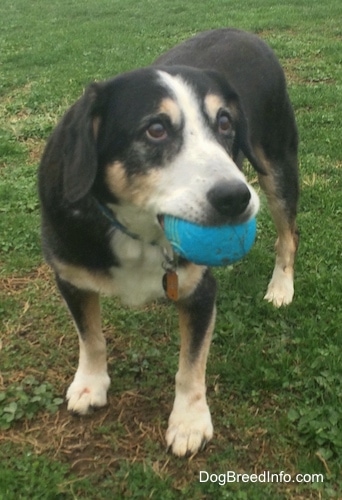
[109,231,169,306]
[53,227,205,307]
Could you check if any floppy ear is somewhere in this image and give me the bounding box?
[207,70,266,175]
[232,99,266,175]
[62,83,101,203]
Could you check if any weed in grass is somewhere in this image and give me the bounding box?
[0,376,64,430]
[288,360,342,461]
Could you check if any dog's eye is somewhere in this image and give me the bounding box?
[146,122,168,142]
[217,111,233,136]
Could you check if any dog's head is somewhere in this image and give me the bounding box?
[58,66,260,240]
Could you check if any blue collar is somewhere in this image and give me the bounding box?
[96,200,161,246]
[96,201,141,241]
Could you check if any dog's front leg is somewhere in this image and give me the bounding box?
[56,277,110,415]
[166,269,217,457]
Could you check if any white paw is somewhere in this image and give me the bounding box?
[66,371,110,415]
[264,273,294,307]
[166,397,213,457]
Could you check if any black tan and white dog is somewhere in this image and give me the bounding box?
[38,29,299,457]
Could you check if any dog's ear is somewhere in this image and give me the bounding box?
[207,71,266,175]
[62,83,102,203]
[232,99,266,175]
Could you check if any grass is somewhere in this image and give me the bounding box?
[1,0,342,497]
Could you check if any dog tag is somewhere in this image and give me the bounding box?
[162,270,179,301]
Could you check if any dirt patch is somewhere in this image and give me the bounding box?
[0,264,50,294]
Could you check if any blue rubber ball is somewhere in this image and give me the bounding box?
[163,215,256,266]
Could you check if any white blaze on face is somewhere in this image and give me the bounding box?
[147,70,259,224]
[104,69,259,233]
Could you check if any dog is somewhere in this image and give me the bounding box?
[38,28,299,457]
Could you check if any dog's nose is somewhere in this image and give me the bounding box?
[207,180,251,217]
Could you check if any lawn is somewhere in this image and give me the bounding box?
[1,0,342,498]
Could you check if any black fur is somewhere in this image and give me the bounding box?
[155,28,299,215]
[38,28,299,456]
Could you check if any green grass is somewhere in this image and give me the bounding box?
[1,0,342,498]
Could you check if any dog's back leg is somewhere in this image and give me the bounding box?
[56,276,110,413]
[256,145,299,307]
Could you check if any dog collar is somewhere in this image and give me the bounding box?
[96,200,163,246]
[96,200,141,241]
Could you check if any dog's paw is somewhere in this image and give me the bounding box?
[166,398,213,457]
[264,270,294,307]
[66,371,111,415]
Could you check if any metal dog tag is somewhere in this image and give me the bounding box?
[162,270,179,301]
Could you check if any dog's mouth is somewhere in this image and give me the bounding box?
[157,214,165,230]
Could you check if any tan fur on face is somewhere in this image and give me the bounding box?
[204,94,226,121]
[105,161,161,207]
[158,97,182,125]
[106,161,129,196]
[205,92,241,123]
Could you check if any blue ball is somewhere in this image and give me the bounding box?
[163,215,256,266]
